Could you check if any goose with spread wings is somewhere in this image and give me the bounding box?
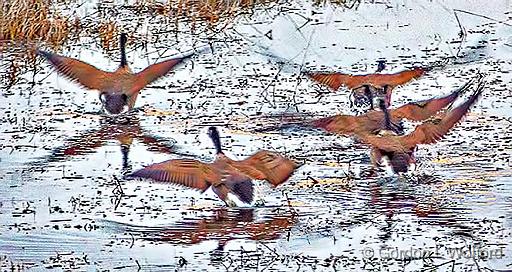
[306,65,426,109]
[311,78,474,136]
[258,80,471,137]
[39,33,193,114]
[128,127,299,206]
[357,81,485,173]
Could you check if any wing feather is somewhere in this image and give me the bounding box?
[233,151,298,186]
[307,73,350,90]
[129,56,190,94]
[307,68,425,90]
[401,84,484,149]
[129,159,217,191]
[39,50,113,91]
[391,80,471,121]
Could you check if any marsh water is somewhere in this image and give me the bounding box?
[1,0,512,271]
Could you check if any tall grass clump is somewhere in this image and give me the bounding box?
[0,0,79,47]
[0,0,80,87]
[132,0,275,24]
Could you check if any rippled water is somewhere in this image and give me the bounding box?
[1,0,512,271]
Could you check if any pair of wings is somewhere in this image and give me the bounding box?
[311,83,467,136]
[39,50,188,95]
[129,150,298,191]
[360,83,484,152]
[307,67,425,90]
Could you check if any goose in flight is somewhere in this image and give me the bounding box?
[39,33,194,114]
[357,80,485,173]
[128,127,299,206]
[306,66,426,109]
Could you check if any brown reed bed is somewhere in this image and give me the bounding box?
[131,0,277,24]
[0,0,81,88]
[0,0,80,48]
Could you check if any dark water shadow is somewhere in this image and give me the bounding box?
[364,174,477,241]
[27,111,177,172]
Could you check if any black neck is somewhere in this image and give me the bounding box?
[210,129,223,154]
[364,85,373,109]
[380,100,392,130]
[120,33,127,67]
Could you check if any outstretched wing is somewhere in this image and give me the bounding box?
[391,79,472,121]
[366,68,425,88]
[401,83,484,149]
[307,68,425,90]
[232,150,298,186]
[38,50,113,91]
[128,159,217,191]
[306,72,353,90]
[129,54,191,94]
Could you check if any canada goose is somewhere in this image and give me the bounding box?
[306,67,426,109]
[357,81,485,173]
[39,33,193,114]
[311,78,473,136]
[128,127,299,206]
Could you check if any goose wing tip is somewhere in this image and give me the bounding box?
[37,49,52,59]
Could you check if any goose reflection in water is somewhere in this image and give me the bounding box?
[367,175,478,241]
[139,208,296,251]
[36,113,177,171]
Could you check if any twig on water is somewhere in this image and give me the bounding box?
[454,9,512,27]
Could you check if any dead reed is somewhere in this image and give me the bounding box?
[132,0,276,24]
[0,0,81,87]
[0,0,80,48]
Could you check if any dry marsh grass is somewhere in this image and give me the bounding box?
[132,0,277,24]
[0,0,81,88]
[97,21,120,51]
[0,0,80,48]
[132,0,361,23]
